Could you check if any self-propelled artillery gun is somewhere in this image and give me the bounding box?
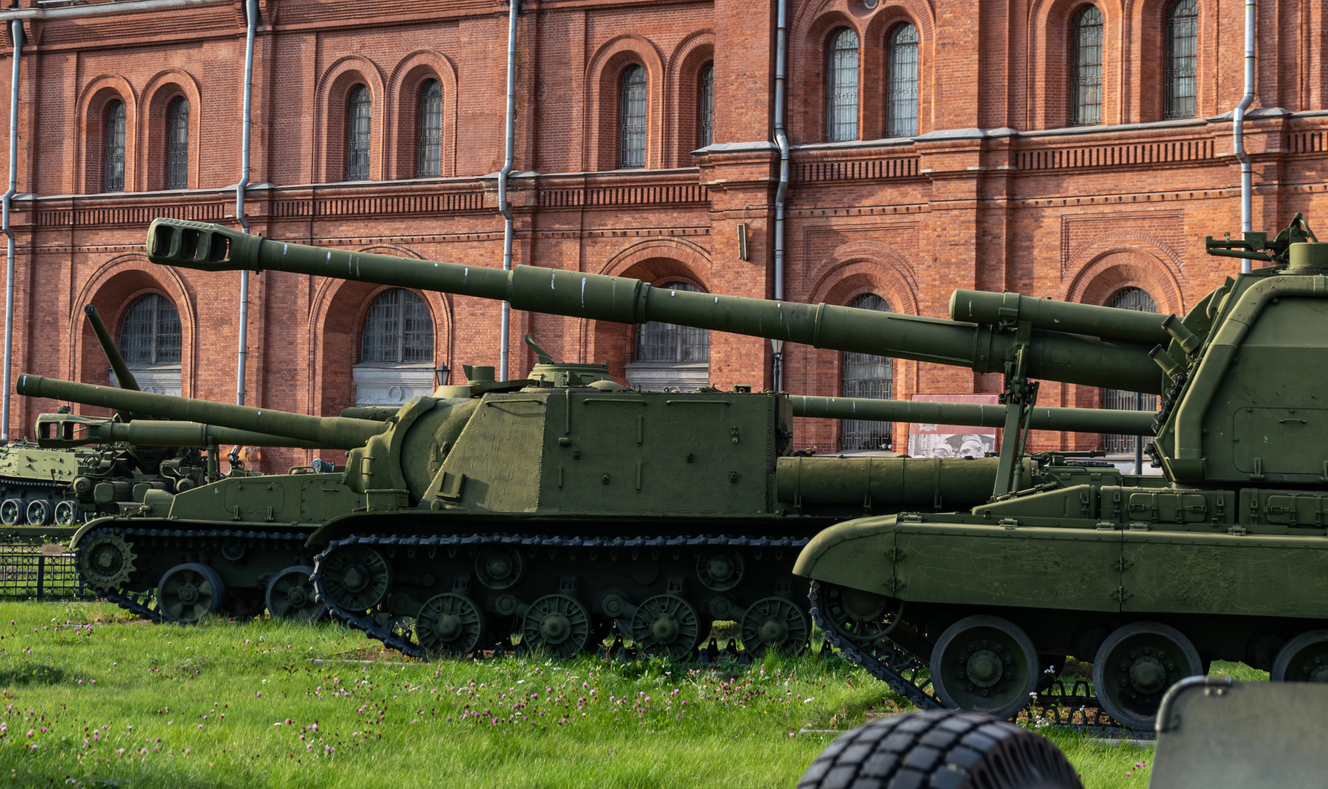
[143,215,1328,728]
[125,219,1154,662]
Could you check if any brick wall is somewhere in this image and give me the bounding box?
[0,0,1326,468]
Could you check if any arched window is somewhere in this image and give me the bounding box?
[361,289,434,363]
[1071,6,1103,126]
[1102,287,1158,453]
[840,294,894,451]
[625,282,710,391]
[619,65,647,168]
[698,64,714,148]
[346,84,371,181]
[103,100,126,193]
[117,293,182,395]
[1165,0,1198,119]
[354,289,437,406]
[416,79,443,178]
[166,97,189,190]
[826,28,859,142]
[886,24,919,138]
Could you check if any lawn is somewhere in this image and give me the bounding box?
[0,601,1161,788]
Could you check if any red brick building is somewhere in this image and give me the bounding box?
[0,0,1322,469]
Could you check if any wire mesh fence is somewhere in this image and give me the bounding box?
[0,542,90,600]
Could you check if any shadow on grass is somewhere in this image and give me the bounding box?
[0,660,67,686]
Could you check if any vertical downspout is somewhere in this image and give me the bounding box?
[771,0,789,391]
[235,0,256,404]
[1233,0,1255,273]
[2,21,21,440]
[497,0,519,381]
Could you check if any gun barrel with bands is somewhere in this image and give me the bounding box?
[147,219,1166,395]
[788,396,1156,436]
[17,374,386,450]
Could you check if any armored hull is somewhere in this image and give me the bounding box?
[134,214,1328,727]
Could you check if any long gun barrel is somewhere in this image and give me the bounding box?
[17,374,387,450]
[85,304,141,392]
[146,220,1165,395]
[789,395,1156,435]
[34,413,329,449]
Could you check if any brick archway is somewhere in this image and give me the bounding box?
[66,253,197,409]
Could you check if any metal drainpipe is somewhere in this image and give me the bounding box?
[0,0,228,21]
[2,20,21,440]
[771,0,789,392]
[1233,0,1255,273]
[234,0,256,405]
[497,0,519,381]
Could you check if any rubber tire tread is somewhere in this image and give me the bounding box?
[796,709,1083,789]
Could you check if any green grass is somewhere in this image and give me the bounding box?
[0,601,1167,788]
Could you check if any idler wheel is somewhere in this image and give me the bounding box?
[265,566,328,623]
[415,593,484,658]
[630,594,701,659]
[475,546,524,590]
[818,582,901,643]
[696,549,744,592]
[158,563,226,624]
[317,545,393,612]
[521,594,591,659]
[930,615,1039,720]
[77,532,137,592]
[1092,621,1202,731]
[1270,629,1328,683]
[740,597,809,656]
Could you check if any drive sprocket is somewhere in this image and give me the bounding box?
[78,531,138,592]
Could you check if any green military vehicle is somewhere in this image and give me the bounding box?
[138,214,1328,729]
[101,218,1148,662]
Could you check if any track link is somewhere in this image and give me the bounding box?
[77,526,308,622]
[808,581,943,711]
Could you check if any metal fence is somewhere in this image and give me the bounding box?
[0,542,89,599]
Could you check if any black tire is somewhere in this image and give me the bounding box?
[797,709,1083,789]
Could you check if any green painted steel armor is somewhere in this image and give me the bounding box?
[100,219,1141,658]
[25,348,1060,633]
[141,214,1328,728]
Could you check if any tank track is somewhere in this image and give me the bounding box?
[809,581,1117,727]
[312,532,812,660]
[808,581,943,711]
[77,525,310,621]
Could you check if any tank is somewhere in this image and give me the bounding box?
[17,348,1054,641]
[0,305,212,538]
[143,215,1328,726]
[116,219,1152,658]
